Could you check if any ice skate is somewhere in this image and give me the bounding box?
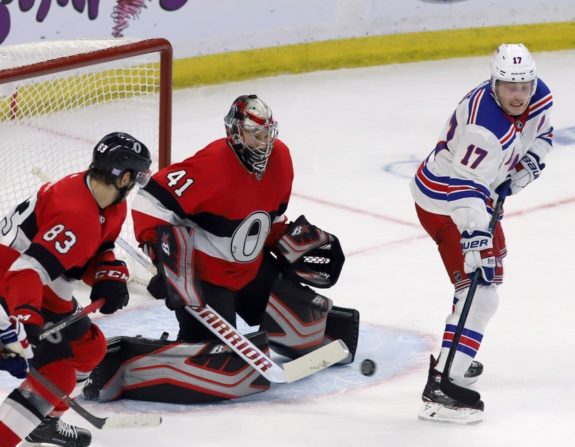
[23,416,92,447]
[418,356,484,424]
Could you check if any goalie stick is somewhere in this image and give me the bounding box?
[440,193,507,405]
[28,368,162,430]
[117,230,350,383]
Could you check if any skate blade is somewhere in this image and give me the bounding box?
[418,402,483,425]
[20,442,59,447]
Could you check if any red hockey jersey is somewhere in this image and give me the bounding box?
[0,172,126,314]
[132,138,294,291]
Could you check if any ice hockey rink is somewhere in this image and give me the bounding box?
[2,49,575,447]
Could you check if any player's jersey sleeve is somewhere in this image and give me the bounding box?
[132,159,198,246]
[265,142,293,246]
[525,79,553,164]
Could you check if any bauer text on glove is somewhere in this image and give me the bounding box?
[508,151,545,195]
[461,230,496,284]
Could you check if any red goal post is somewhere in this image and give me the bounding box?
[0,37,173,284]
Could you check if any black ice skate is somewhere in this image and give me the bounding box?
[418,355,484,424]
[23,416,92,447]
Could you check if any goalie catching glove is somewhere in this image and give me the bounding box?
[276,215,344,288]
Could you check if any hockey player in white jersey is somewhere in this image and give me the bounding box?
[410,43,553,423]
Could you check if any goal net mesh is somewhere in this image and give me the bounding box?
[0,38,172,285]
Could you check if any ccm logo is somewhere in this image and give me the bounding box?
[95,270,129,281]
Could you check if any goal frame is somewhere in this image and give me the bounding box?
[0,37,173,168]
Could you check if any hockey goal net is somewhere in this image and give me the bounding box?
[0,37,172,285]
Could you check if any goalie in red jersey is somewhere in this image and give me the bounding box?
[0,132,151,447]
[85,95,359,405]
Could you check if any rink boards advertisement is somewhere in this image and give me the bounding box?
[0,0,573,58]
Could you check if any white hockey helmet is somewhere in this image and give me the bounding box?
[490,43,537,95]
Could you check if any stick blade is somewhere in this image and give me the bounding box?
[102,414,163,430]
[282,339,349,383]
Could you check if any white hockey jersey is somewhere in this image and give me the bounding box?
[410,79,553,232]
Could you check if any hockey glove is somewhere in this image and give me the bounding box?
[276,215,345,288]
[508,151,545,195]
[154,226,205,310]
[90,260,130,314]
[461,230,496,284]
[0,307,34,379]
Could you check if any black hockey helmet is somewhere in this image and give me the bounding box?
[90,132,152,188]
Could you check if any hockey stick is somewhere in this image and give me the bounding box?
[117,232,350,383]
[39,298,105,341]
[28,368,162,430]
[440,194,507,405]
[184,304,348,383]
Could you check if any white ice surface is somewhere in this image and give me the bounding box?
[2,50,575,446]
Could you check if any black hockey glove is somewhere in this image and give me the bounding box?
[90,260,130,314]
[276,215,345,288]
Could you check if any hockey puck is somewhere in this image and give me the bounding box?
[360,359,376,376]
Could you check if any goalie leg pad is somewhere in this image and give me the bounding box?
[262,278,333,359]
[84,332,271,404]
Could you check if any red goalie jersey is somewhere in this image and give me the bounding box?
[0,172,126,315]
[132,138,294,291]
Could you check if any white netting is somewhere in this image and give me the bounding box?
[0,38,170,285]
[0,38,141,70]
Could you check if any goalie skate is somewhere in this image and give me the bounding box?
[418,356,484,425]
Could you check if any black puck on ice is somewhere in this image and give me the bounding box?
[360,359,376,376]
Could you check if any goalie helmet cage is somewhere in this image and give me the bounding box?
[0,37,172,285]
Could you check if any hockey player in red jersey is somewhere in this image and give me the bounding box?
[411,44,553,423]
[0,132,151,447]
[85,95,358,404]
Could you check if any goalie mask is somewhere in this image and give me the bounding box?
[224,94,278,180]
[276,215,345,289]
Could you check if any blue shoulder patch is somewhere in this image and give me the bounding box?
[528,78,553,120]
